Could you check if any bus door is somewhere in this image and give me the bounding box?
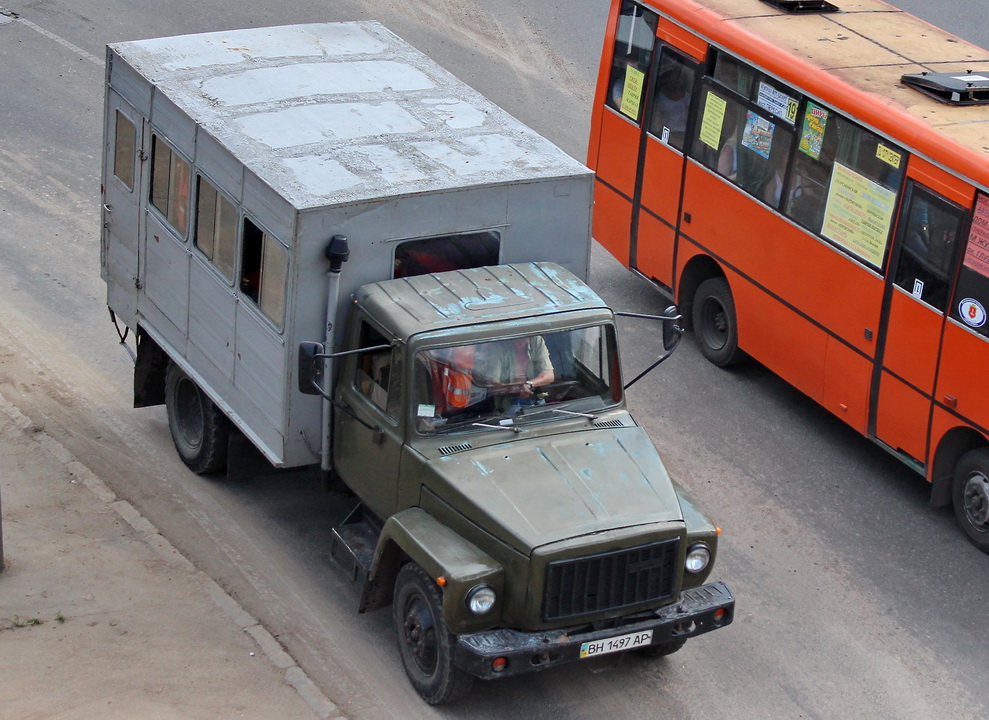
[871,177,969,467]
[633,32,704,290]
[589,0,658,268]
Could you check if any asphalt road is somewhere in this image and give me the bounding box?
[1,1,987,718]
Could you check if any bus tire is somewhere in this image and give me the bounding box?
[692,277,743,367]
[953,448,989,553]
[164,362,230,474]
[394,562,473,705]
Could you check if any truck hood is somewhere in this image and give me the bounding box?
[423,426,684,554]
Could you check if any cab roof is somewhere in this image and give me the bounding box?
[109,22,590,211]
[355,263,610,340]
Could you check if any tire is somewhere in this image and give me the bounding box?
[635,638,687,659]
[952,448,989,553]
[692,277,743,367]
[393,563,473,705]
[164,362,230,474]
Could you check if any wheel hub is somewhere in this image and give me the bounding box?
[403,597,438,674]
[962,471,989,531]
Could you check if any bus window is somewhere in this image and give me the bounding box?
[648,49,697,150]
[605,1,658,123]
[691,88,794,209]
[786,112,904,269]
[893,187,964,311]
[952,193,989,338]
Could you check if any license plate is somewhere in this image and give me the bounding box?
[580,629,653,658]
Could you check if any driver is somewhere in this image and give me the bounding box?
[473,336,555,402]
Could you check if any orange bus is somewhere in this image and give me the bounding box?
[587,0,989,552]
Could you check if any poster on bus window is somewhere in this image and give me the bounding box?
[820,162,896,267]
[741,111,774,159]
[964,193,989,278]
[799,102,828,160]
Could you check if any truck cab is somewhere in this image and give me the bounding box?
[301,262,733,703]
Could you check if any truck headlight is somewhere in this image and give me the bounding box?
[466,584,497,615]
[685,543,711,574]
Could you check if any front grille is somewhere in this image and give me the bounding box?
[543,538,680,622]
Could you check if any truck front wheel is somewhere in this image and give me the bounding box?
[164,362,230,474]
[953,449,989,553]
[393,562,473,704]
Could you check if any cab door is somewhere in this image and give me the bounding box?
[334,317,404,518]
[102,90,145,321]
[871,174,970,466]
[633,33,703,290]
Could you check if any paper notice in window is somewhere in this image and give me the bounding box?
[821,162,896,268]
[699,92,727,151]
[964,194,989,278]
[620,65,646,120]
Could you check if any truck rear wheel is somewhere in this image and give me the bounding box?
[953,448,989,553]
[692,277,744,367]
[393,562,473,704]
[164,362,230,474]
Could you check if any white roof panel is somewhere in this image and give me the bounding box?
[110,22,590,210]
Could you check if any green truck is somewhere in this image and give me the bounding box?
[101,22,733,704]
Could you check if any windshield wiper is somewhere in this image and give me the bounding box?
[471,421,520,433]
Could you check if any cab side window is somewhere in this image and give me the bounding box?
[354,321,402,418]
[149,134,191,236]
[605,1,658,124]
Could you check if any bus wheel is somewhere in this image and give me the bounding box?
[394,562,473,704]
[692,277,743,367]
[953,449,989,553]
[164,362,230,474]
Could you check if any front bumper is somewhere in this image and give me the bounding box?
[454,580,734,680]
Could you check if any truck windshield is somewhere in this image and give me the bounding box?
[414,325,621,435]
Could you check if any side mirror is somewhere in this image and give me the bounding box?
[662,305,683,351]
[298,341,325,395]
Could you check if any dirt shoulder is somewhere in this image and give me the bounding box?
[0,391,338,720]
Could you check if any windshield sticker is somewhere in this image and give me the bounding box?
[964,194,989,278]
[821,162,896,267]
[417,403,435,417]
[757,82,798,123]
[876,144,902,169]
[799,102,828,160]
[620,65,646,120]
[699,92,728,150]
[741,111,775,159]
[955,74,989,82]
[958,298,987,328]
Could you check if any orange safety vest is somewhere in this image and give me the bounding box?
[443,345,475,409]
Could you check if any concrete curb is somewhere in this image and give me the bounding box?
[0,390,347,720]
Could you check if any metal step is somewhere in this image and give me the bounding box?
[330,520,378,584]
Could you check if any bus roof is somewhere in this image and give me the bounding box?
[109,22,590,211]
[355,263,609,341]
[650,0,989,185]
